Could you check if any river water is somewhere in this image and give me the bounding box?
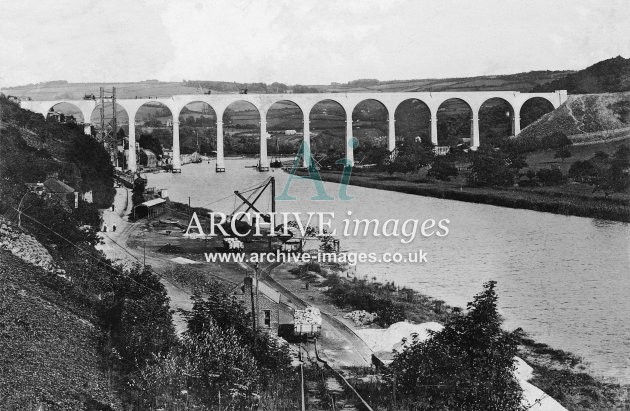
[147,159,630,383]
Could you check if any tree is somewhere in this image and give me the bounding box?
[568,160,596,182]
[391,281,525,410]
[591,144,630,195]
[536,166,564,186]
[468,146,526,187]
[554,146,572,162]
[269,82,288,93]
[428,157,459,181]
[131,176,146,212]
[386,138,432,174]
[544,131,572,150]
[138,133,164,158]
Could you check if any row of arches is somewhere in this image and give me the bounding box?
[47,96,556,170]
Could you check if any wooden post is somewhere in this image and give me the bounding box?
[271,177,276,214]
[249,276,256,334]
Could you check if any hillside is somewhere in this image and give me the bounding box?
[3,71,573,100]
[3,81,200,100]
[517,92,630,144]
[324,71,573,93]
[533,56,630,94]
[6,56,630,99]
[0,96,115,206]
[0,248,119,409]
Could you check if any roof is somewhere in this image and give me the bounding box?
[139,198,166,208]
[256,279,281,303]
[236,278,281,304]
[43,178,75,194]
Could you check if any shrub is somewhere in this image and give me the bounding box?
[467,146,526,187]
[536,166,564,186]
[568,160,596,182]
[427,157,459,181]
[391,281,525,410]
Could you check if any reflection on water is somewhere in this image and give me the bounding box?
[147,159,630,383]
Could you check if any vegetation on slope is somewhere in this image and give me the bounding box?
[533,56,630,94]
[517,92,630,144]
[0,97,301,409]
[0,251,119,410]
[0,95,115,206]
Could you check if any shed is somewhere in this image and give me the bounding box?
[134,198,166,219]
[43,177,76,207]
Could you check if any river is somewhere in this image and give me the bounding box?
[146,158,630,383]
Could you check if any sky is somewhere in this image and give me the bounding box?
[0,0,629,87]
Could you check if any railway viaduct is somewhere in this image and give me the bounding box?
[20,90,567,172]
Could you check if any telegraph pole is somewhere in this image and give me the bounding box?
[99,87,105,142]
[112,87,118,167]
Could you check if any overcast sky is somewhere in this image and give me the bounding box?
[0,0,628,87]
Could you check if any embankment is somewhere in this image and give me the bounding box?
[293,170,630,222]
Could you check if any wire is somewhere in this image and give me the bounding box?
[9,204,167,297]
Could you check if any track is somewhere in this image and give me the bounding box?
[300,339,373,411]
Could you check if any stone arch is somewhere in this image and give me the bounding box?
[351,99,389,149]
[89,102,130,135]
[178,101,217,156]
[436,98,473,146]
[265,100,304,157]
[46,102,85,123]
[519,97,555,129]
[223,100,261,156]
[478,97,515,145]
[394,98,432,146]
[308,99,347,165]
[134,101,174,167]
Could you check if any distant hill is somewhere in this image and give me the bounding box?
[323,71,573,93]
[5,56,629,99]
[516,91,630,145]
[533,56,630,94]
[3,72,574,100]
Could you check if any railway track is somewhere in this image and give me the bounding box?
[299,339,372,411]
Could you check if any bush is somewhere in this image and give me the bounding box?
[554,146,572,162]
[568,160,596,182]
[391,281,525,410]
[427,157,459,181]
[468,146,526,187]
[536,166,564,186]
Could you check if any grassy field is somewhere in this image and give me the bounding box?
[295,166,630,222]
[3,69,574,101]
[525,138,630,173]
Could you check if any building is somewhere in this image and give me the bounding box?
[133,198,166,219]
[42,177,77,208]
[234,276,281,334]
[142,149,158,168]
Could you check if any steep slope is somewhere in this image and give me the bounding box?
[517,92,630,144]
[0,250,119,409]
[533,56,630,94]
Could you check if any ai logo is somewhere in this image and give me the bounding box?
[276,138,359,201]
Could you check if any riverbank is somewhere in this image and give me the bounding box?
[281,258,626,410]
[112,189,626,409]
[292,169,630,222]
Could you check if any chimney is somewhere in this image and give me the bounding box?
[243,276,253,296]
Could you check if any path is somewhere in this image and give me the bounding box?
[96,188,193,334]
